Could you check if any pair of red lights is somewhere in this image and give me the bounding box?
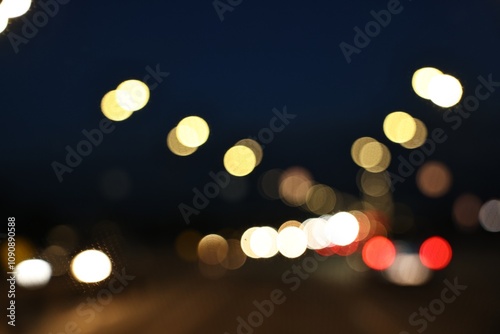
[362,236,452,271]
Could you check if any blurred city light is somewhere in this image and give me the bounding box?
[383,111,417,144]
[362,236,396,271]
[16,259,52,289]
[197,234,228,265]
[101,90,134,121]
[416,161,452,198]
[116,79,150,112]
[384,253,432,286]
[223,145,256,177]
[71,249,112,283]
[240,227,260,259]
[250,226,279,258]
[428,74,463,108]
[167,127,198,156]
[235,139,263,166]
[277,226,307,258]
[325,212,359,246]
[0,0,31,19]
[401,118,428,149]
[411,67,443,99]
[479,199,500,232]
[419,236,452,270]
[176,116,210,148]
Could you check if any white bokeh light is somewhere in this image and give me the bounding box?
[240,227,260,259]
[71,250,112,283]
[479,199,500,232]
[411,67,443,100]
[277,226,307,258]
[16,259,52,289]
[384,253,432,286]
[249,227,278,258]
[0,15,8,34]
[0,0,32,19]
[115,79,150,112]
[428,74,463,108]
[302,217,330,250]
[325,212,359,246]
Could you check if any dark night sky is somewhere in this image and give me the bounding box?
[1,0,500,243]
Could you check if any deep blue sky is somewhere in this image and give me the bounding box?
[1,0,500,240]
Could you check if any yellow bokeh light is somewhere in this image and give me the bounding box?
[428,74,463,108]
[0,0,31,19]
[401,118,428,149]
[351,137,377,168]
[383,111,417,144]
[176,116,210,148]
[197,234,228,265]
[71,250,112,283]
[101,90,134,121]
[116,79,150,112]
[16,259,52,289]
[235,139,263,166]
[223,145,256,177]
[365,143,391,173]
[359,141,384,168]
[411,67,443,100]
[277,227,308,258]
[167,127,197,156]
[306,184,336,214]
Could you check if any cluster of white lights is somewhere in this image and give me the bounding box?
[240,212,360,259]
[15,249,113,289]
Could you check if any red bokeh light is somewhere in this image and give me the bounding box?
[330,241,359,256]
[419,236,452,270]
[362,236,396,270]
